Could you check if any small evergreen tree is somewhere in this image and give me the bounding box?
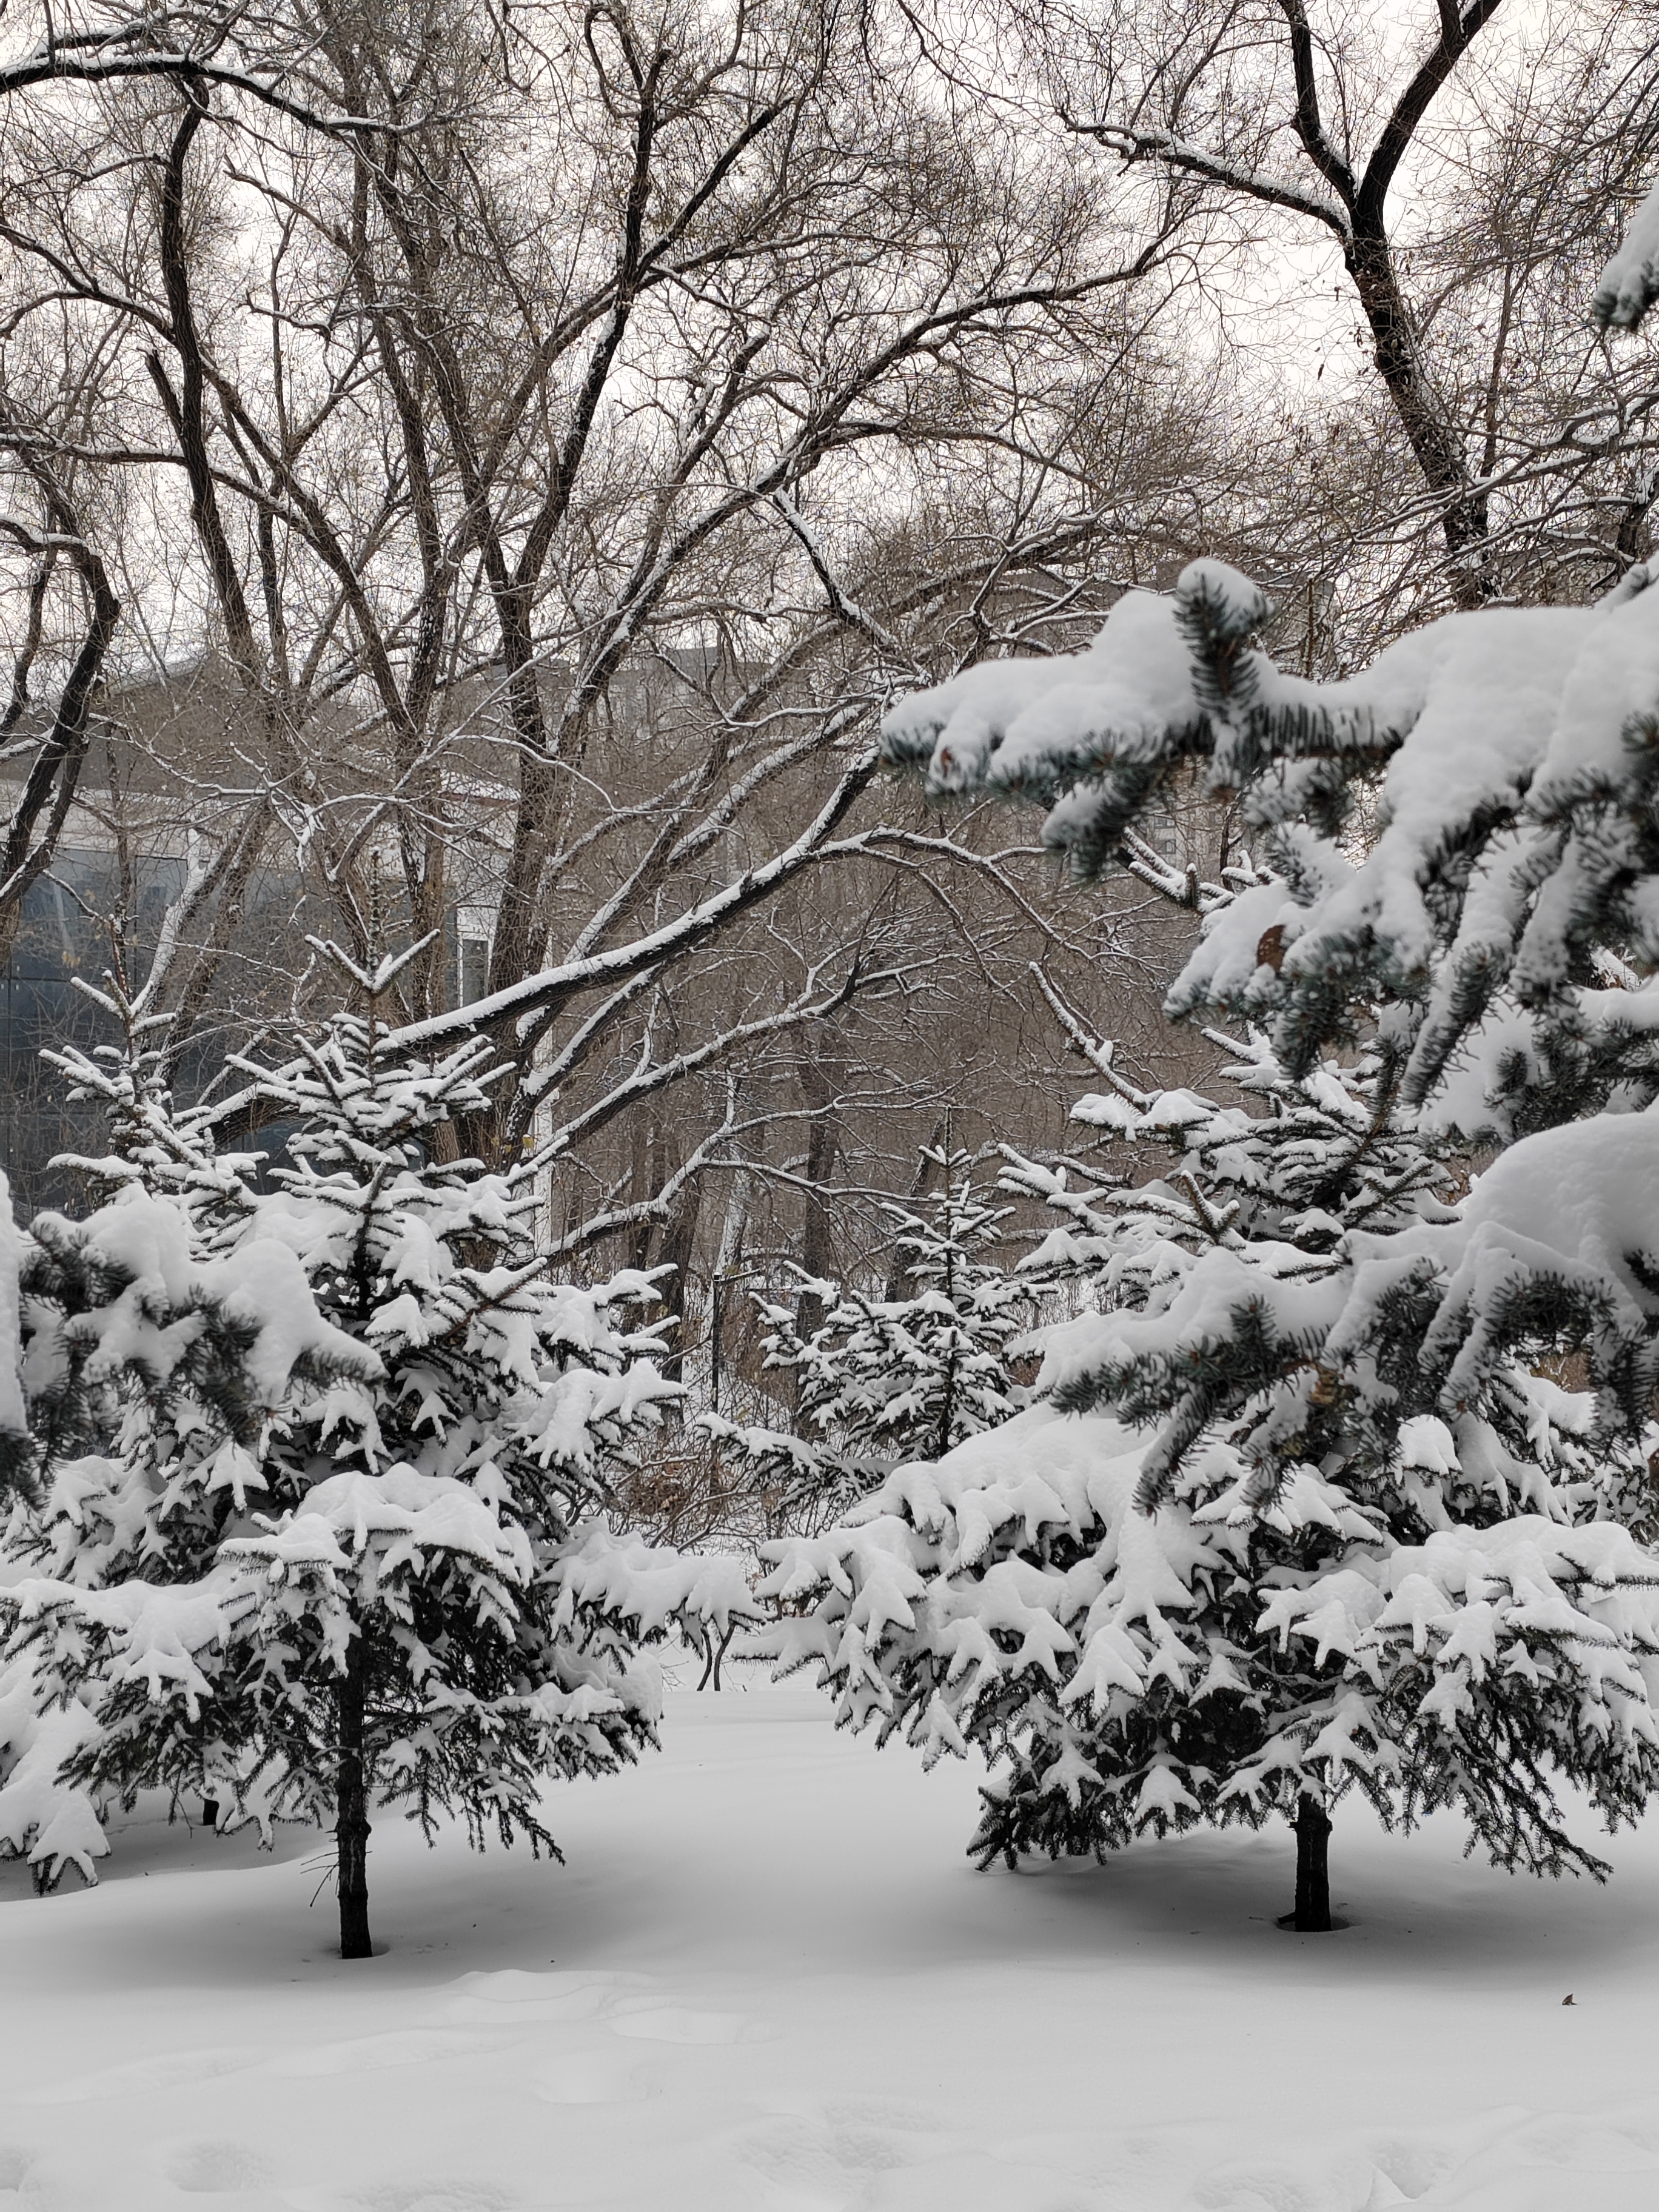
[2,945,754,1951]
[0,1130,369,1886]
[765,1017,1659,1923]
[705,1143,1028,1529]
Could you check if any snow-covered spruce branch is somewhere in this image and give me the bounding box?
[1594,174,1659,331]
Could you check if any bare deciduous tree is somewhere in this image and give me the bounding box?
[1021,1,1659,618]
[0,0,1216,1258]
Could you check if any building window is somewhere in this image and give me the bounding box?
[457,903,495,1004]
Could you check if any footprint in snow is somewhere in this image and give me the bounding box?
[0,2148,35,2191]
[737,2113,965,2200]
[161,2139,277,2194]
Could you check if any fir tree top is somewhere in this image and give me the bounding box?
[703,1142,1028,1527]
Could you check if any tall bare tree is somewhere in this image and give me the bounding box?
[1025,1,1659,617]
[0,0,1216,1248]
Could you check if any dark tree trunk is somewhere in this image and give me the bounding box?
[695,1619,737,1693]
[1346,234,1490,605]
[1293,1794,1333,1932]
[883,1118,944,1301]
[796,1047,842,1350]
[657,1180,703,1384]
[337,1635,374,1959]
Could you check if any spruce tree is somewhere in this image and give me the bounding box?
[766,1014,1659,1923]
[705,1143,1028,1529]
[0,1085,369,1887]
[2,945,754,1951]
[762,211,1659,1925]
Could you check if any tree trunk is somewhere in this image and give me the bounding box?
[337,1634,374,1959]
[796,1045,842,1350]
[1293,1793,1333,1932]
[1347,232,1490,605]
[657,1179,703,1384]
[883,1121,943,1300]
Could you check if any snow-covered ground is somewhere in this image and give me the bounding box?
[2,1680,1657,2211]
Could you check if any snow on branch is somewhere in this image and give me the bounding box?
[1075,122,1355,241]
[880,553,1659,1131]
[1592,176,1659,332]
[384,746,882,1054]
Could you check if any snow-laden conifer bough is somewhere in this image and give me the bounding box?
[759,198,1659,1935]
[700,1141,1031,1532]
[0,942,756,1952]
